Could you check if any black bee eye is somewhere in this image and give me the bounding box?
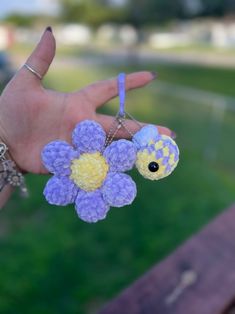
[148,161,159,172]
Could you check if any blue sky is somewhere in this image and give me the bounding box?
[0,0,60,17]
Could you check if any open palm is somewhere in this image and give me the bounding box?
[0,28,172,174]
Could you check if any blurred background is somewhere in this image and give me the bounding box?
[0,0,235,313]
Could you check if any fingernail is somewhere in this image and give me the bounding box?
[171,131,177,139]
[151,71,157,80]
[46,26,52,33]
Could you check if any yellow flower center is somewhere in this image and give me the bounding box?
[70,152,109,191]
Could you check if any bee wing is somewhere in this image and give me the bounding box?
[133,124,159,148]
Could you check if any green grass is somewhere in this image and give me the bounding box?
[153,63,235,96]
[1,49,235,314]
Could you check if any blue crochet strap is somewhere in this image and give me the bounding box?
[118,73,126,117]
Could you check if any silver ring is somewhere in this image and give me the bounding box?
[24,63,43,80]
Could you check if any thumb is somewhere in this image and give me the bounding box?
[19,27,56,82]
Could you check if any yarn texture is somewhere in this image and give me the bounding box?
[42,120,137,223]
[133,125,179,180]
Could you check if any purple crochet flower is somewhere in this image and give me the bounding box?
[41,120,137,223]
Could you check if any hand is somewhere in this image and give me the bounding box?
[0,28,174,174]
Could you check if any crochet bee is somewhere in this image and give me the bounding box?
[132,125,179,180]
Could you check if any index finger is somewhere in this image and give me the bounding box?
[77,71,156,109]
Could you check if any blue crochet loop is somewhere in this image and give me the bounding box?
[118,73,126,117]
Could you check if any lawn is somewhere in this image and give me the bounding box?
[0,47,235,314]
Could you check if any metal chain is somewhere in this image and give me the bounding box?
[119,118,135,137]
[103,114,122,149]
[103,111,142,149]
[125,111,143,128]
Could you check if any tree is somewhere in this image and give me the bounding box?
[126,0,184,27]
[60,0,127,27]
[3,13,58,28]
[59,0,235,28]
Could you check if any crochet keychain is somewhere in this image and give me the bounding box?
[108,73,180,181]
[41,73,179,223]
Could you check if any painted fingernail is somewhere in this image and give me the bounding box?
[171,131,177,139]
[46,26,52,33]
[151,71,158,80]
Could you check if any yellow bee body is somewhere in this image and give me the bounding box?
[133,125,179,180]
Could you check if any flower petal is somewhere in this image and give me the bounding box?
[104,139,136,172]
[42,140,78,176]
[43,176,78,206]
[72,120,106,153]
[75,190,109,223]
[102,173,137,207]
